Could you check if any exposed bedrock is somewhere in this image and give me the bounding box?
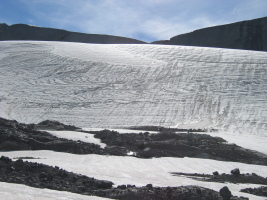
[0,117,106,155]
[0,23,146,44]
[93,129,267,165]
[153,17,267,51]
[1,117,267,165]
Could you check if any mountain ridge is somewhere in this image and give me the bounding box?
[0,23,146,44]
[1,17,267,51]
[153,17,267,51]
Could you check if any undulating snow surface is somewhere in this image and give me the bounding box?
[0,182,109,200]
[1,150,266,200]
[0,41,266,136]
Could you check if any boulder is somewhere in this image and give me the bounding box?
[231,168,240,176]
[220,186,232,200]
[213,171,219,176]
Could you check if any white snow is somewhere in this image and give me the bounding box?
[0,182,109,200]
[0,102,10,120]
[0,41,266,137]
[1,150,267,199]
[83,128,159,134]
[46,130,106,148]
[0,40,267,199]
[198,131,267,155]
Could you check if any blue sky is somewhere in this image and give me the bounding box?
[0,0,267,42]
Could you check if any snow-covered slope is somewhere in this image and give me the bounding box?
[0,41,266,136]
[2,150,267,200]
[0,182,109,200]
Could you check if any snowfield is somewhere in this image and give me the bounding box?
[1,150,267,200]
[0,182,109,200]
[46,130,106,148]
[0,40,267,199]
[0,41,266,136]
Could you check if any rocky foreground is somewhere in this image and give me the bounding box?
[0,156,248,200]
[171,169,267,197]
[0,118,106,155]
[1,117,267,165]
[1,117,267,199]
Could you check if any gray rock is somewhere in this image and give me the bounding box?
[231,168,240,176]
[0,23,146,44]
[220,186,232,200]
[213,171,219,176]
[153,17,267,51]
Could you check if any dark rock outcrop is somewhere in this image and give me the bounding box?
[0,117,106,155]
[231,168,241,176]
[219,186,232,200]
[37,120,79,131]
[0,23,146,44]
[153,17,267,51]
[171,171,267,185]
[241,186,267,197]
[0,156,113,194]
[0,156,249,199]
[1,117,267,165]
[93,129,267,165]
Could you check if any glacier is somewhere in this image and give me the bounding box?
[0,41,266,136]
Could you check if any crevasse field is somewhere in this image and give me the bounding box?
[0,41,267,199]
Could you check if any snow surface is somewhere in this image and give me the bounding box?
[195,131,267,155]
[0,41,266,136]
[71,129,267,155]
[0,182,109,200]
[1,150,266,200]
[83,128,159,134]
[0,40,267,199]
[46,130,106,148]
